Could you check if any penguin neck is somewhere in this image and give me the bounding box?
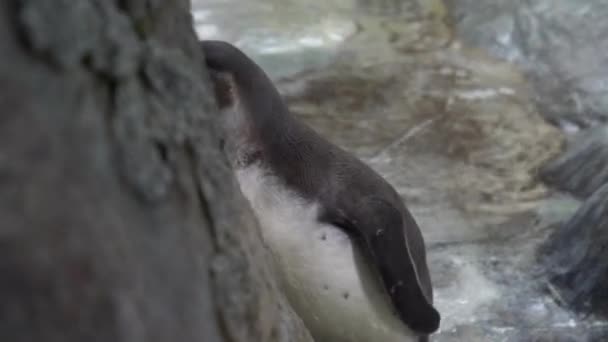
[232,67,295,145]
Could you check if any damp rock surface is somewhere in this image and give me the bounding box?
[540,183,608,317]
[541,125,608,198]
[0,0,311,341]
[446,0,608,129]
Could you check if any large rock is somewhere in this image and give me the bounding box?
[541,125,608,198]
[0,0,311,341]
[539,183,608,315]
[447,0,608,128]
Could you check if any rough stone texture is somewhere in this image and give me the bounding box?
[442,0,608,325]
[541,125,608,199]
[0,0,311,341]
[539,183,608,316]
[446,0,608,128]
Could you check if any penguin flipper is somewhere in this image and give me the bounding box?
[321,197,440,334]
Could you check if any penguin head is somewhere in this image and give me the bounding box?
[200,40,287,116]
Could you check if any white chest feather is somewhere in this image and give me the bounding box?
[235,166,418,342]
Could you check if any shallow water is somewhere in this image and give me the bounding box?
[193,1,608,340]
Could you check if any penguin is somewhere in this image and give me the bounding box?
[201,40,440,342]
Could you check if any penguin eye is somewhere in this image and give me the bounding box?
[208,70,236,109]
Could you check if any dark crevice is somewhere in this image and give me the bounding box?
[8,0,34,57]
[183,142,238,342]
[183,139,234,342]
[11,3,68,71]
[184,141,219,248]
[104,77,139,202]
[115,0,129,13]
[154,141,169,163]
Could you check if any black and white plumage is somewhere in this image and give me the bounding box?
[202,40,440,342]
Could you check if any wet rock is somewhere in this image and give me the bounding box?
[541,125,608,198]
[447,0,608,127]
[540,183,608,316]
[0,0,311,341]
